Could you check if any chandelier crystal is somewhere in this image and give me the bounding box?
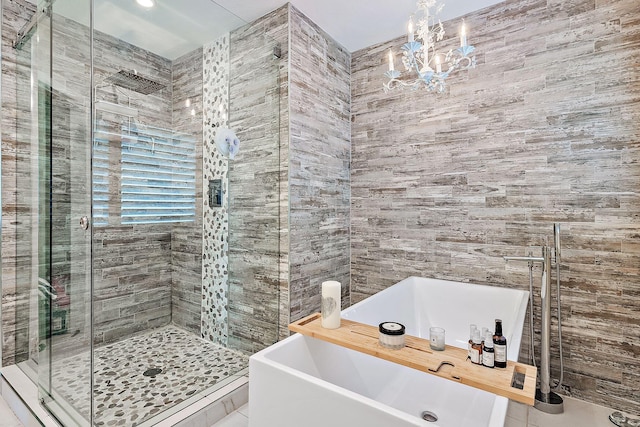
[384,0,476,93]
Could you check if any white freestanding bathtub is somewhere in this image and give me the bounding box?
[249,276,530,427]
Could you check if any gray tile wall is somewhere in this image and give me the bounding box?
[171,47,204,336]
[227,18,283,353]
[254,5,291,344]
[1,0,95,362]
[288,5,352,323]
[351,0,640,413]
[92,17,175,346]
[1,0,206,358]
[1,0,39,366]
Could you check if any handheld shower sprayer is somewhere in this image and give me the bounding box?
[554,223,561,263]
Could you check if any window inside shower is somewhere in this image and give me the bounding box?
[1,0,281,425]
[93,98,197,226]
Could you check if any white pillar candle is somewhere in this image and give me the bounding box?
[460,23,467,47]
[321,281,341,329]
[407,18,414,43]
[388,49,394,71]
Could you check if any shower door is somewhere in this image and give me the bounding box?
[24,1,94,425]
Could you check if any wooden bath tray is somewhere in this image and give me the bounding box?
[289,313,537,406]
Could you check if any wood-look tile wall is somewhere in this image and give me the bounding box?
[244,5,291,342]
[227,17,284,353]
[225,4,351,338]
[1,0,205,359]
[288,5,352,322]
[92,18,176,347]
[170,47,204,336]
[1,0,39,366]
[351,0,640,412]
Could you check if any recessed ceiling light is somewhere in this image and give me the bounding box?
[136,0,155,8]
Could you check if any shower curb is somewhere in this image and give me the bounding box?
[153,376,248,427]
[1,364,249,426]
[1,365,60,427]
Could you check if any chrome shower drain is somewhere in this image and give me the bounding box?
[143,368,162,377]
[421,411,438,422]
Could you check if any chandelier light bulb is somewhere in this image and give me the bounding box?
[136,0,155,8]
[460,22,467,47]
[407,18,414,42]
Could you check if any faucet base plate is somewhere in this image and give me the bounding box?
[534,389,564,414]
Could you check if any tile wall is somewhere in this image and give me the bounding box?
[287,5,352,322]
[201,36,231,344]
[2,0,40,366]
[171,47,204,336]
[1,0,205,359]
[227,22,282,353]
[351,0,639,412]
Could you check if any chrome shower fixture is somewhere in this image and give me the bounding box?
[504,223,565,415]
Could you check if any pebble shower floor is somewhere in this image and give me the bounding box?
[50,325,248,426]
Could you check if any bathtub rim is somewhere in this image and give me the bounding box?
[251,332,509,427]
[344,276,530,361]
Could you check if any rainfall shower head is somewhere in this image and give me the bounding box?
[103,70,166,95]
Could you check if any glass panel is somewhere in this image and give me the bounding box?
[4,1,281,425]
[89,1,281,425]
[12,6,40,381]
[33,0,92,425]
[227,32,281,353]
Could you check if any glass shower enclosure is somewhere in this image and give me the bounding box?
[2,0,281,425]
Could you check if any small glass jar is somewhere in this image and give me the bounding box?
[379,322,406,350]
[429,327,446,351]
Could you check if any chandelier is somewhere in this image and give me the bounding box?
[384,0,476,93]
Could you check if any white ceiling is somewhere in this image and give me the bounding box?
[49,0,505,59]
[218,0,505,52]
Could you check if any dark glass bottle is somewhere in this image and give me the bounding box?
[493,319,507,368]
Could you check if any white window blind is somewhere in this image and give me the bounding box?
[120,125,196,224]
[92,123,196,225]
[92,124,111,226]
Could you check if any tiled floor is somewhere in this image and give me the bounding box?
[214,396,628,427]
[505,396,628,427]
[0,383,631,427]
[51,325,248,426]
[211,404,249,427]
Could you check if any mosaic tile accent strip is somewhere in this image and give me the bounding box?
[50,325,248,426]
[201,36,230,345]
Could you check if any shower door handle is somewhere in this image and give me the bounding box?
[79,216,89,230]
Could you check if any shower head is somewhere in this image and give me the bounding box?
[103,70,166,95]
